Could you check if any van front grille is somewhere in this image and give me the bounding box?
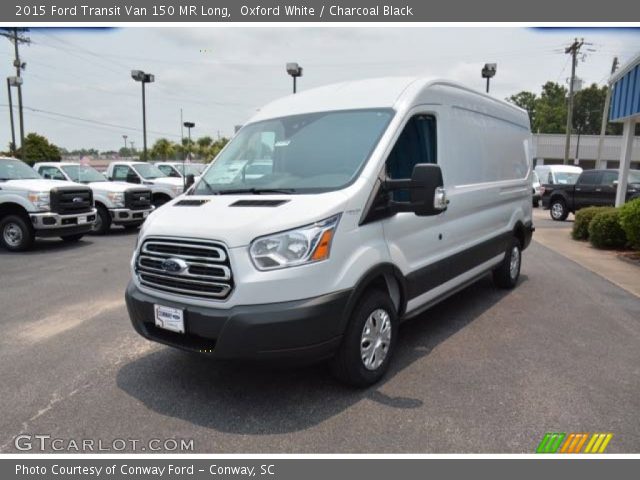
[136,238,232,299]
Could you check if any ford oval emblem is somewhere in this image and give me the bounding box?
[161,258,188,273]
[72,196,83,203]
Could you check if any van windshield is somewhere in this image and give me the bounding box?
[194,109,394,195]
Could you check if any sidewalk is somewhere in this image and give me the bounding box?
[533,209,640,298]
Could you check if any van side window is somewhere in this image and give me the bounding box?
[386,114,437,180]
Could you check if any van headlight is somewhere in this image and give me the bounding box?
[28,191,50,211]
[107,192,125,208]
[250,214,341,270]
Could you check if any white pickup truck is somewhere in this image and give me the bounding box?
[0,157,96,251]
[104,161,184,207]
[33,162,154,234]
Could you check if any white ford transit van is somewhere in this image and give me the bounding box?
[126,77,534,386]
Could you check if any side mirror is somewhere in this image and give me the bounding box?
[185,174,195,190]
[384,164,447,216]
[126,173,141,184]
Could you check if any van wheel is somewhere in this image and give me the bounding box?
[92,205,111,235]
[331,288,397,387]
[550,198,568,221]
[60,233,84,243]
[0,214,34,252]
[493,237,521,289]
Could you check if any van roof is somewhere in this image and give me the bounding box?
[248,76,529,128]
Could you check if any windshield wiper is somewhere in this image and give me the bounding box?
[215,188,296,195]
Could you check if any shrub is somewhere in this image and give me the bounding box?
[572,207,614,240]
[588,209,627,249]
[619,197,640,250]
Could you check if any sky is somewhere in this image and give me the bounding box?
[1,27,639,152]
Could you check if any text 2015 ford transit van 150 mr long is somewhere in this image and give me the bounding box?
[126,77,534,386]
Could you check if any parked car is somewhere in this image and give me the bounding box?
[542,169,640,221]
[33,162,154,234]
[104,161,184,207]
[532,170,541,207]
[125,77,534,386]
[0,157,96,251]
[534,164,582,186]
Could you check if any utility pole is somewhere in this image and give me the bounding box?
[596,56,619,168]
[1,28,29,159]
[563,38,585,165]
[6,78,16,154]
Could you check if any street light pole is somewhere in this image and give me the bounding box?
[286,63,303,94]
[481,63,497,94]
[131,70,155,161]
[183,121,195,192]
[6,78,16,155]
[122,135,128,159]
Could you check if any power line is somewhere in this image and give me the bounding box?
[0,103,182,139]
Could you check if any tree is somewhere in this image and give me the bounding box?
[508,91,537,127]
[150,138,175,160]
[17,133,61,165]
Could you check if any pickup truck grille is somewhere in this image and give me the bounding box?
[125,189,152,210]
[50,187,93,215]
[136,238,233,299]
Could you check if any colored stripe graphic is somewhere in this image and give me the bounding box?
[537,433,613,453]
[536,433,566,453]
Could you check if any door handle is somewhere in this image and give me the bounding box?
[575,188,581,191]
[595,188,601,192]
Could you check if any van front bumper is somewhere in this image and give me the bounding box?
[125,281,349,362]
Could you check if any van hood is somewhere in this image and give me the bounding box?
[142,192,349,248]
[3,179,82,191]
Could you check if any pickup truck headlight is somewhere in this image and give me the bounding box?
[172,185,184,196]
[28,191,50,212]
[107,192,125,208]
[250,214,341,271]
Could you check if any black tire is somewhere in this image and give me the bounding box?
[152,194,171,208]
[92,205,111,235]
[549,197,569,221]
[60,233,85,243]
[492,237,522,289]
[533,198,539,208]
[330,288,398,387]
[0,214,34,252]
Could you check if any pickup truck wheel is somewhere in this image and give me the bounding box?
[60,233,85,243]
[533,198,540,208]
[330,288,397,387]
[493,237,521,289]
[0,215,34,252]
[550,198,569,221]
[92,205,111,235]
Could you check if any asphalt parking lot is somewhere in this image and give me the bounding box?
[1,218,639,453]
